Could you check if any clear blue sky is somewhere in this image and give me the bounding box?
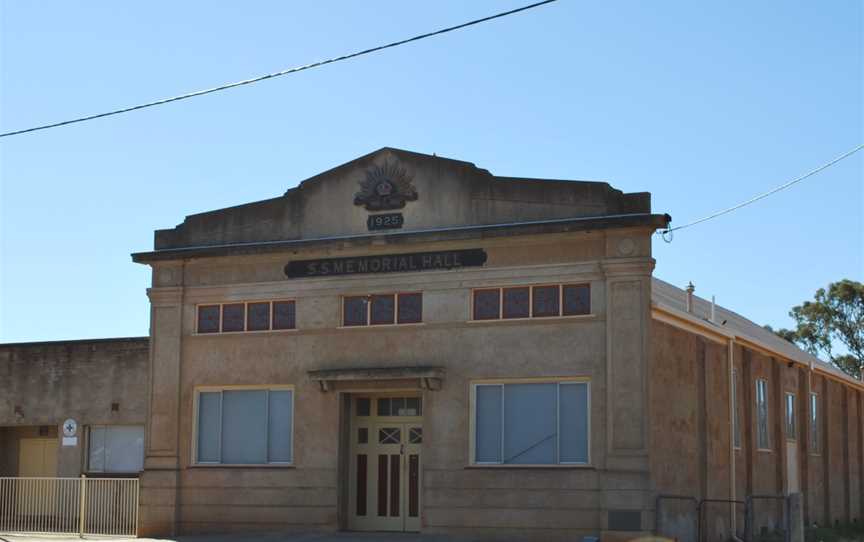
[0,1,861,343]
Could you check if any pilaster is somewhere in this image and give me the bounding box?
[600,248,654,535]
[139,262,184,536]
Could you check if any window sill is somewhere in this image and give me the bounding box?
[467,314,596,324]
[756,448,773,453]
[465,464,593,470]
[192,328,298,337]
[338,322,425,330]
[190,463,295,468]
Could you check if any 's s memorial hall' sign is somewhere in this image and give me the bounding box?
[284,249,487,279]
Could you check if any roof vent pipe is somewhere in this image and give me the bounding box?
[685,282,695,314]
[711,295,717,323]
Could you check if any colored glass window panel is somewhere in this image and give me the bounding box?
[473,289,500,320]
[356,397,371,417]
[370,295,395,325]
[221,304,245,332]
[532,286,560,317]
[397,293,423,324]
[343,297,368,326]
[273,301,296,330]
[197,305,220,333]
[563,284,591,316]
[503,287,530,319]
[247,302,271,331]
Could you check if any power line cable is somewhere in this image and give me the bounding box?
[661,143,864,240]
[0,0,557,139]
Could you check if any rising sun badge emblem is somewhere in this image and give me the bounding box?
[353,161,418,211]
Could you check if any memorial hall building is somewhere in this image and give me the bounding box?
[1,148,861,541]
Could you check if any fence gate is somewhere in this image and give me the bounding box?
[0,476,139,537]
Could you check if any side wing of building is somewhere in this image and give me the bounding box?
[650,278,864,540]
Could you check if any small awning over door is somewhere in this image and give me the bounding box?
[307,366,444,392]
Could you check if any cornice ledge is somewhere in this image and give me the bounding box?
[147,286,184,306]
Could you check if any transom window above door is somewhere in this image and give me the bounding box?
[355,396,422,417]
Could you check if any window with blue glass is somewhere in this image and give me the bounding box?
[473,380,590,465]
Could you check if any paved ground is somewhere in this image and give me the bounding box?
[0,534,483,542]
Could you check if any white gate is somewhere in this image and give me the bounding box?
[0,476,138,537]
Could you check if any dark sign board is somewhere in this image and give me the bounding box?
[285,249,487,279]
[367,213,404,231]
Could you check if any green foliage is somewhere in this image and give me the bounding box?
[772,279,864,380]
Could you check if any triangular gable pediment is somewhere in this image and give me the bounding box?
[152,147,651,250]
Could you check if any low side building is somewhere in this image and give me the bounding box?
[0,337,148,478]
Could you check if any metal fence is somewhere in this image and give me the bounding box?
[0,476,138,537]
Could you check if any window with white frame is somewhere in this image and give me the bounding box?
[756,379,770,450]
[472,284,590,321]
[473,380,589,465]
[196,300,295,334]
[785,393,797,441]
[809,392,820,453]
[88,425,145,473]
[732,370,741,449]
[196,388,293,465]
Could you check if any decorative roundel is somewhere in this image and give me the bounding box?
[617,238,636,256]
[62,418,78,437]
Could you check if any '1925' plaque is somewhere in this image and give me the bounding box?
[367,213,403,231]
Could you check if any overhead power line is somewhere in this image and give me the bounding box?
[0,0,557,139]
[661,143,864,238]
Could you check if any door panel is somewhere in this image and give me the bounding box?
[18,438,59,518]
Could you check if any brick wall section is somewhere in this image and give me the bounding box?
[651,320,864,539]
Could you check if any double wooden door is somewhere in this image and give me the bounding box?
[348,395,422,532]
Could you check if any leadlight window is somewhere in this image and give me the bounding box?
[473,381,589,465]
[273,300,296,330]
[472,284,591,321]
[756,379,770,450]
[502,287,530,319]
[221,304,245,332]
[196,300,295,334]
[342,293,422,327]
[785,393,797,441]
[196,388,293,465]
[197,305,220,333]
[247,302,271,331]
[809,393,820,453]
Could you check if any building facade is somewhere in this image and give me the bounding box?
[2,148,861,541]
